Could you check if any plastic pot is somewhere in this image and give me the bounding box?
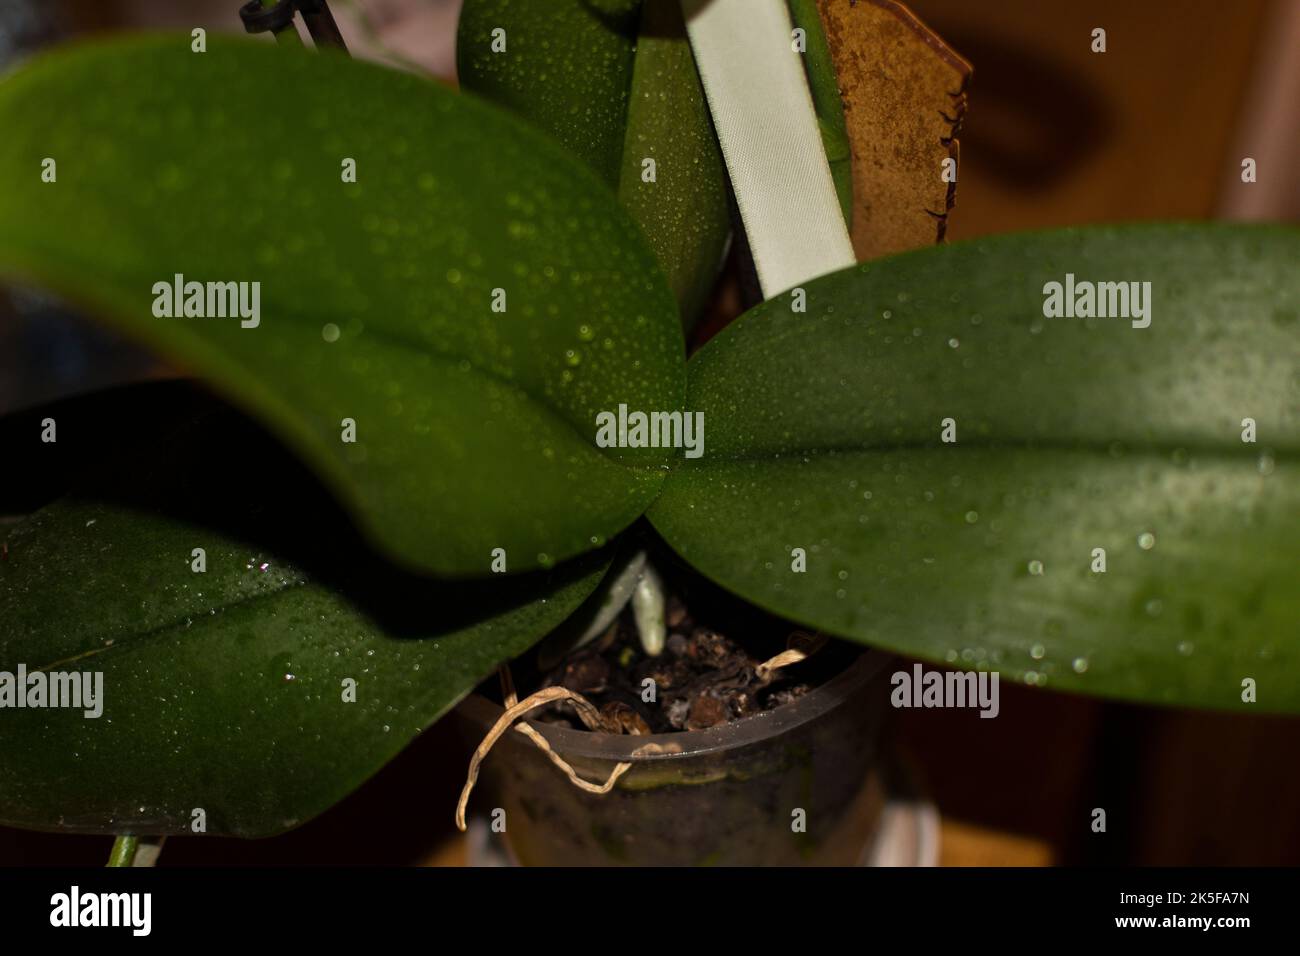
[455,649,893,866]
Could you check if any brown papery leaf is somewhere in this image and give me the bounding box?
[816,0,972,260]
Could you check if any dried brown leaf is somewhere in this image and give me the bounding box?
[816,0,972,260]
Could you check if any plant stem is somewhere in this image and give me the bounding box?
[106,835,139,867]
[298,0,350,53]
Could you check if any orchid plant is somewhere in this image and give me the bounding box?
[0,0,1295,853]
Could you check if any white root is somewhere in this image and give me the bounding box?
[631,561,667,656]
[536,550,647,669]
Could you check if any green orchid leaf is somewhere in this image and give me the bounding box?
[650,224,1300,712]
[0,383,608,837]
[457,0,640,188]
[459,0,731,327]
[616,0,731,324]
[788,0,852,227]
[0,36,682,577]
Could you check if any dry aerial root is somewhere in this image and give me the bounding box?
[755,630,828,683]
[455,678,677,831]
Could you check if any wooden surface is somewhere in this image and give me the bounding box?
[907,0,1270,237]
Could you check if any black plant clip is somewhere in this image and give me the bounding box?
[239,0,349,54]
[238,1,296,36]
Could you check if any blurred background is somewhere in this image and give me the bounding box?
[1,0,1298,865]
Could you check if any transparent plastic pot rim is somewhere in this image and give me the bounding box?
[458,648,892,763]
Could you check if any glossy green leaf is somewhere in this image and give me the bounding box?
[650,224,1300,712]
[788,0,852,227]
[459,0,731,326]
[0,384,608,836]
[616,0,731,324]
[456,0,641,188]
[0,36,683,577]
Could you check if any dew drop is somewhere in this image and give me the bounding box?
[1137,532,1155,550]
[321,323,340,343]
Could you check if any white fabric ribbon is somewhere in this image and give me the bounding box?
[681,0,855,299]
